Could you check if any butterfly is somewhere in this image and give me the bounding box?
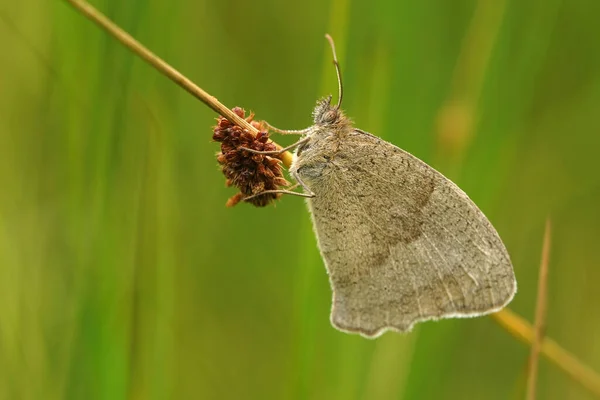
[243,35,516,338]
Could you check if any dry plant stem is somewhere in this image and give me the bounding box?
[526,219,552,400]
[493,309,600,398]
[64,0,294,168]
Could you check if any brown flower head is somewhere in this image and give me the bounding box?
[213,107,289,207]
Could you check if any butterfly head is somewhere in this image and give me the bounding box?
[312,95,351,130]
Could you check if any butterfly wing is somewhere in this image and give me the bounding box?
[299,129,516,338]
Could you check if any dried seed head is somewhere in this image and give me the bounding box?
[213,107,289,207]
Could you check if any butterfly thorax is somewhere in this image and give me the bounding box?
[291,97,354,187]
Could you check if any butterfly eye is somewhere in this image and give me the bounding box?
[323,110,337,123]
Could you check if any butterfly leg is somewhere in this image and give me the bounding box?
[239,136,310,156]
[262,121,312,135]
[290,170,314,196]
[242,172,315,203]
[242,184,314,202]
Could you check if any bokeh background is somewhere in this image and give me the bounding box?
[1,0,599,399]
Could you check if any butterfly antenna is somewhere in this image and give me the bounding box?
[325,34,343,110]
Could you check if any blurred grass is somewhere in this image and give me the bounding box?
[1,0,600,399]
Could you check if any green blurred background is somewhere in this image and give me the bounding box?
[1,0,599,399]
